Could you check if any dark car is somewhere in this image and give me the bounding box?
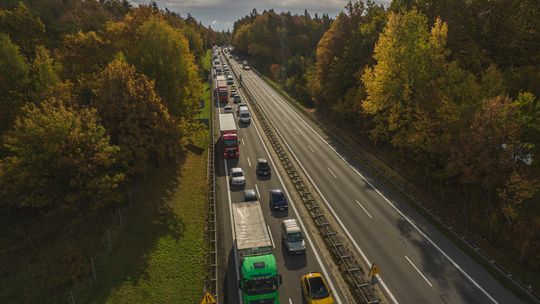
[269,189,288,211]
[233,95,241,103]
[244,189,257,202]
[256,158,271,178]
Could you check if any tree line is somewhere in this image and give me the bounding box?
[232,1,540,279]
[0,1,223,216]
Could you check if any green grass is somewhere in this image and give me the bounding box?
[87,144,209,303]
[202,49,212,73]
[197,83,211,121]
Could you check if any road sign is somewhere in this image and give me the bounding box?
[200,292,217,304]
[368,263,380,277]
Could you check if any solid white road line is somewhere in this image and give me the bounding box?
[248,100,343,304]
[267,225,275,248]
[242,138,245,145]
[405,256,433,287]
[247,156,251,167]
[327,167,338,179]
[216,95,242,304]
[251,75,501,304]
[255,183,261,199]
[307,144,315,153]
[355,200,373,219]
[289,298,293,304]
[247,76,396,303]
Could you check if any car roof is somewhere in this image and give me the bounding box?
[257,158,268,163]
[270,189,283,194]
[231,167,243,173]
[244,189,257,201]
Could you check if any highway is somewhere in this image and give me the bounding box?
[227,57,525,304]
[213,54,347,303]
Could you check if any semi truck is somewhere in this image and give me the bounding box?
[216,75,228,103]
[219,113,239,158]
[233,201,282,303]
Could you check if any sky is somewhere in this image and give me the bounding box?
[129,0,391,31]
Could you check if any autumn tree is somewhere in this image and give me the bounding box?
[127,16,201,118]
[362,10,475,157]
[0,96,125,212]
[31,45,60,99]
[61,30,115,80]
[0,2,45,57]
[448,96,536,229]
[0,34,29,135]
[92,59,181,175]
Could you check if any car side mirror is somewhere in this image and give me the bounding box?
[277,275,283,286]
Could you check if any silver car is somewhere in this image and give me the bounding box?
[230,167,246,186]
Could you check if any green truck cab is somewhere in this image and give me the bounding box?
[233,201,282,303]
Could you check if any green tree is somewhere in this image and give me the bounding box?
[0,2,45,57]
[129,17,201,118]
[0,97,125,212]
[0,34,29,134]
[31,45,61,99]
[92,59,181,175]
[361,11,465,156]
[61,30,115,80]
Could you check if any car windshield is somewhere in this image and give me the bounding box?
[244,277,279,295]
[258,162,269,168]
[272,192,284,199]
[288,232,303,242]
[240,113,249,118]
[309,277,330,299]
[223,139,238,147]
[232,171,243,177]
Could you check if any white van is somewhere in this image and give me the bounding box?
[238,105,251,124]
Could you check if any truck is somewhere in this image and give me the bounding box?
[242,60,250,70]
[219,113,239,158]
[216,75,228,103]
[233,201,282,303]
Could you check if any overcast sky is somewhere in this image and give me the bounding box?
[129,0,391,31]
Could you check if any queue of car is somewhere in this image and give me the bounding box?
[215,46,333,303]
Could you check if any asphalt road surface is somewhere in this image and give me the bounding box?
[213,55,347,304]
[226,55,524,304]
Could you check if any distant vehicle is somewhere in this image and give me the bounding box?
[230,167,246,186]
[227,75,234,85]
[237,102,247,108]
[269,189,287,211]
[216,75,228,103]
[224,105,233,113]
[301,273,333,304]
[256,158,271,178]
[238,105,251,124]
[244,189,257,201]
[229,90,237,98]
[242,60,250,70]
[281,219,305,254]
[233,95,241,103]
[219,113,238,158]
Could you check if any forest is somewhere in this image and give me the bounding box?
[231,0,540,288]
[0,0,227,302]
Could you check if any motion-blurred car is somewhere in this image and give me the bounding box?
[301,273,334,304]
[269,189,287,211]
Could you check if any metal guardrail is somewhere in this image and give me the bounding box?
[226,56,379,304]
[206,74,218,300]
[251,67,540,304]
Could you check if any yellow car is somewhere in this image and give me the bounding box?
[301,272,334,304]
